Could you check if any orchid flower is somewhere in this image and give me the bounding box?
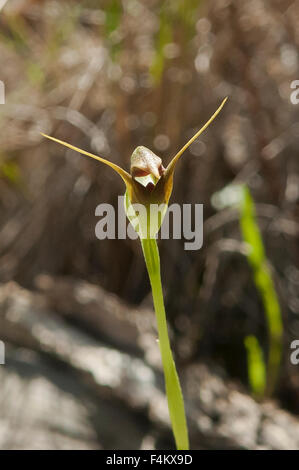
[42,97,227,450]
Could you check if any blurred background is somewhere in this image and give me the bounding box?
[0,0,299,449]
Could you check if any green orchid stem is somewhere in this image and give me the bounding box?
[141,237,189,450]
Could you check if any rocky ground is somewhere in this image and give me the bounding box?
[0,278,298,450]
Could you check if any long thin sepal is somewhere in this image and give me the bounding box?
[166,97,228,175]
[41,133,132,185]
